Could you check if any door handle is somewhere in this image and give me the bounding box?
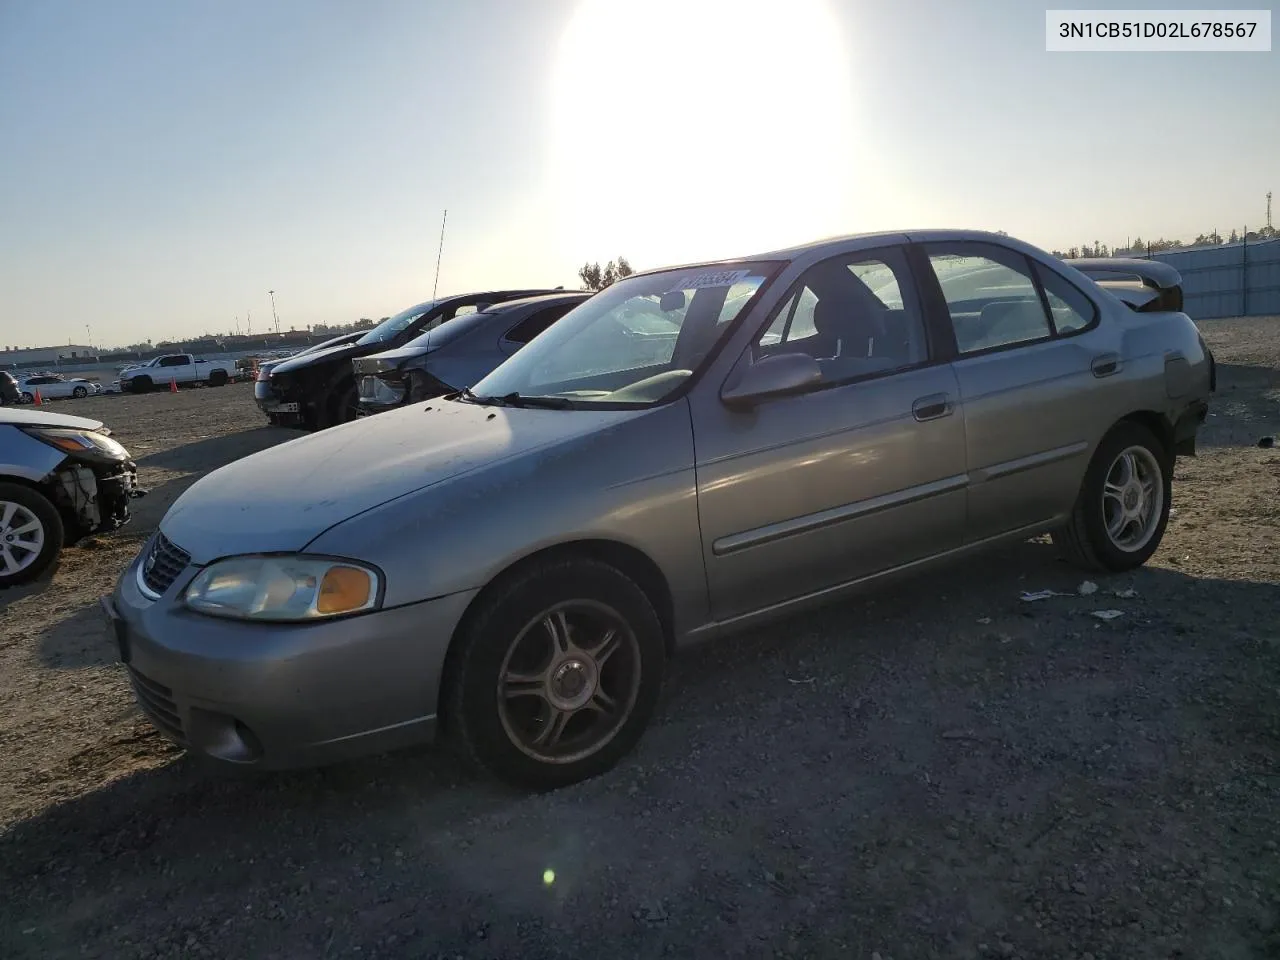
[1091,353,1121,377]
[912,393,954,422]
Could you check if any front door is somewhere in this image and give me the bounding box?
[691,245,968,623]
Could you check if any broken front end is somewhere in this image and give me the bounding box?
[21,424,145,539]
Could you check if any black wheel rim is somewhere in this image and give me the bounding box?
[496,600,642,765]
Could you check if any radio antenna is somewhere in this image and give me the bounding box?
[433,209,448,299]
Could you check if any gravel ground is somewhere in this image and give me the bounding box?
[1,320,1278,960]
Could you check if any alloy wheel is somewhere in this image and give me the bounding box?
[0,500,46,576]
[1101,445,1164,552]
[496,600,642,765]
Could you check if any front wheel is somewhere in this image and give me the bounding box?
[317,382,359,429]
[130,376,153,394]
[0,483,65,588]
[20,392,33,404]
[444,559,666,789]
[72,385,87,399]
[1053,421,1172,572]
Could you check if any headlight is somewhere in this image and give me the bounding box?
[23,426,129,461]
[184,555,381,621]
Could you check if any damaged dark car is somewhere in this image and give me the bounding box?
[351,291,592,415]
[0,408,144,587]
[257,288,562,430]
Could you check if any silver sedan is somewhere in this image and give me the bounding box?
[105,229,1213,788]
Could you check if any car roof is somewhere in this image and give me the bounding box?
[475,291,592,313]
[628,228,1042,277]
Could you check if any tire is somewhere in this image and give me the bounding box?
[1053,421,1172,573]
[444,559,666,790]
[72,385,87,398]
[131,376,153,394]
[317,382,359,429]
[20,392,33,404]
[208,370,228,387]
[0,483,65,588]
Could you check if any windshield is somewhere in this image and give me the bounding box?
[470,262,779,406]
[356,299,440,346]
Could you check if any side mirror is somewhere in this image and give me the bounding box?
[720,352,822,409]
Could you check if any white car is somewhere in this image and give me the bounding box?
[17,374,103,402]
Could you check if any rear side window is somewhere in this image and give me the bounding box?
[504,303,578,344]
[1033,263,1097,334]
[925,244,1051,354]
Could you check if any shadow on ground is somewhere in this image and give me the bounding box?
[1200,361,1279,449]
[133,425,295,474]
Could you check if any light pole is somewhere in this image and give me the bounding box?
[268,290,280,335]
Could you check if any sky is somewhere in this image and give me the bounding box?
[0,0,1276,348]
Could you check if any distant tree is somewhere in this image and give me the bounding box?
[579,256,634,291]
[1066,246,1080,259]
[1229,228,1239,243]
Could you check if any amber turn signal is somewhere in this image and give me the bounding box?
[317,565,374,614]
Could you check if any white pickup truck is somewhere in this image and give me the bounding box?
[117,354,238,393]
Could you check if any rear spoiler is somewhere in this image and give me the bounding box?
[1068,257,1184,313]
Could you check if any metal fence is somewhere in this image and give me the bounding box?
[1143,236,1280,320]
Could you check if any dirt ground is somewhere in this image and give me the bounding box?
[1,320,1277,960]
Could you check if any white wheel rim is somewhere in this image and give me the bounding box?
[1101,445,1164,553]
[0,500,46,576]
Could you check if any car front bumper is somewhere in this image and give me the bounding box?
[254,378,306,420]
[105,549,478,769]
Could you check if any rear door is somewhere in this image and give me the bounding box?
[916,241,1117,541]
[692,244,968,621]
[49,376,73,398]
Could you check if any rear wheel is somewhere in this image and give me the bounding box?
[444,560,666,789]
[1053,421,1172,572]
[208,370,228,387]
[0,484,64,588]
[20,392,33,404]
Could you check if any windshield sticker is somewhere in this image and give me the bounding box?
[667,268,753,292]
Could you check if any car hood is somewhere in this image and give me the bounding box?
[351,341,432,375]
[271,341,368,377]
[160,398,641,562]
[0,408,105,430]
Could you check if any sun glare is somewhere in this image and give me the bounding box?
[549,0,856,269]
